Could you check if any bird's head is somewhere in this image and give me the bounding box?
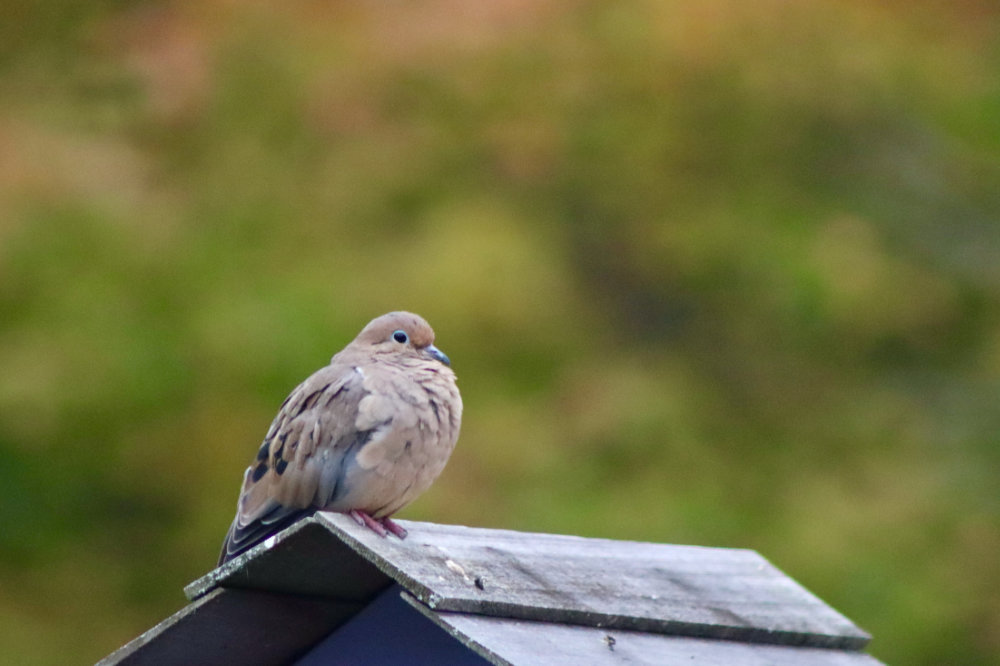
[352,311,451,366]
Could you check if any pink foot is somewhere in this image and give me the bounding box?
[349,510,387,537]
[382,517,408,539]
[348,510,407,539]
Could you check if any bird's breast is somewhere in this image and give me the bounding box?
[322,361,460,516]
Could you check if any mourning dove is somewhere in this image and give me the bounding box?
[218,312,462,565]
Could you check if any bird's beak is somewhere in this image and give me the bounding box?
[425,345,451,366]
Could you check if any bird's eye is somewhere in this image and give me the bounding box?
[392,330,409,344]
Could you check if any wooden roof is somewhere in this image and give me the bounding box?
[102,514,882,665]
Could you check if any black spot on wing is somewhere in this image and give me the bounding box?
[255,442,269,462]
[325,384,348,406]
[251,462,268,482]
[273,434,293,475]
[296,385,329,416]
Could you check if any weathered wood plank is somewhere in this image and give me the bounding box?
[186,514,870,650]
[312,514,870,650]
[99,586,360,666]
[185,518,393,602]
[402,593,884,666]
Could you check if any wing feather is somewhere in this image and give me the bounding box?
[217,364,368,564]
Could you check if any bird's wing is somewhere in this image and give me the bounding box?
[218,363,370,564]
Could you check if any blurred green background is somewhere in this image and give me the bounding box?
[1,1,998,663]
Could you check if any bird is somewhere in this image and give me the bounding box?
[217,311,462,566]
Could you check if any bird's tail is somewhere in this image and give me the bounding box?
[217,506,314,566]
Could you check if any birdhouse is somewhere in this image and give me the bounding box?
[99,514,882,665]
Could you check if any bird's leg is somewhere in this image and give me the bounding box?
[349,510,388,537]
[381,516,408,539]
[348,510,407,539]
